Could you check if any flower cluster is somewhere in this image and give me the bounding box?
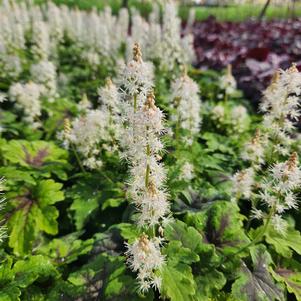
[30,60,57,101]
[9,81,42,128]
[60,110,109,170]
[31,20,50,60]
[232,168,254,200]
[119,43,154,110]
[220,64,237,97]
[125,2,194,73]
[241,129,267,168]
[98,78,121,147]
[128,93,170,228]
[260,64,301,155]
[233,64,301,235]
[120,45,169,292]
[212,103,249,135]
[125,234,165,293]
[171,71,201,145]
[252,152,301,234]
[160,1,195,72]
[179,162,195,181]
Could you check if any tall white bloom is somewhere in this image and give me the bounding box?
[119,43,154,111]
[125,234,165,293]
[260,65,301,154]
[31,21,50,60]
[12,22,26,51]
[0,51,22,78]
[127,13,149,58]
[60,110,110,170]
[171,71,201,144]
[127,93,170,227]
[179,162,195,181]
[232,168,254,199]
[220,64,237,96]
[30,60,57,101]
[98,78,120,117]
[9,81,42,128]
[47,2,64,48]
[115,8,129,43]
[77,93,92,113]
[251,152,301,235]
[241,129,266,168]
[120,45,169,293]
[98,78,121,151]
[160,1,194,72]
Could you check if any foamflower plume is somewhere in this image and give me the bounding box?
[125,234,165,293]
[120,45,170,294]
[260,64,301,155]
[220,64,237,96]
[233,64,301,236]
[171,68,201,145]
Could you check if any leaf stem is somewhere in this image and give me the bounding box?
[70,143,86,174]
[221,208,274,264]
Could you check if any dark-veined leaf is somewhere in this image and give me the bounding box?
[232,245,284,301]
[7,180,64,255]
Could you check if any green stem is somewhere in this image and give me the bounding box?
[221,209,274,265]
[70,143,86,174]
[235,216,270,256]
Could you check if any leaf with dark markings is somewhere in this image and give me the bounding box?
[232,245,284,301]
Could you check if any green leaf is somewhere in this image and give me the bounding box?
[271,259,301,301]
[9,208,37,257]
[45,280,82,301]
[7,180,64,255]
[68,253,149,300]
[0,167,36,185]
[36,180,64,206]
[232,245,284,301]
[0,286,21,301]
[264,224,301,258]
[167,219,227,300]
[111,223,139,243]
[165,241,199,265]
[0,255,58,301]
[164,220,203,253]
[13,255,58,288]
[195,270,226,300]
[202,132,235,155]
[68,180,101,230]
[101,197,125,210]
[1,140,69,180]
[161,264,196,301]
[186,201,249,255]
[39,232,94,265]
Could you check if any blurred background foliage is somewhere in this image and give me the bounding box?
[31,0,301,21]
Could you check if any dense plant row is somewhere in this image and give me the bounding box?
[192,17,301,102]
[1,1,301,301]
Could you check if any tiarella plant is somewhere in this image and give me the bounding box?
[1,1,301,301]
[118,45,170,292]
[233,63,301,247]
[170,68,201,145]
